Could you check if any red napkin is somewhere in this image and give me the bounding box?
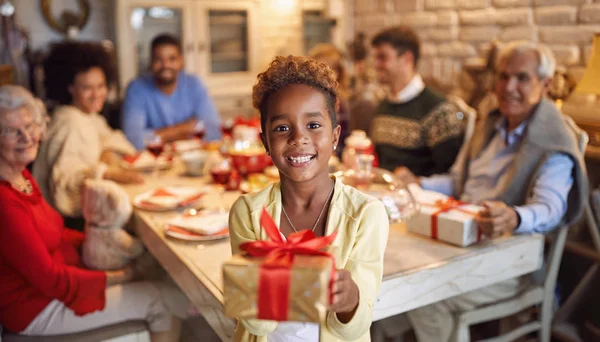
[151,188,176,197]
[179,193,205,206]
[123,153,141,164]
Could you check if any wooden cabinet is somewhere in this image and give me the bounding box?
[115,0,259,116]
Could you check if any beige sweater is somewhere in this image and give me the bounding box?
[33,105,136,217]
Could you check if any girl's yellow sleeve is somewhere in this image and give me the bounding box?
[228,197,278,337]
[325,200,389,340]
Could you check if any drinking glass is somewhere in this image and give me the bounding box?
[210,158,232,213]
[144,133,163,179]
[379,173,419,223]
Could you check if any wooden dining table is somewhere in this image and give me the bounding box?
[123,162,544,341]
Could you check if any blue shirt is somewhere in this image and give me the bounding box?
[122,71,222,150]
[421,118,574,234]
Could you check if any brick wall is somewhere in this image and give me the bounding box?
[353,0,599,88]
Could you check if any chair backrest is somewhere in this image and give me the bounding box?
[446,95,477,170]
[541,116,589,302]
[563,114,589,155]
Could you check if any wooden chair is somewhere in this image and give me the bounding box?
[451,115,589,342]
[447,94,478,166]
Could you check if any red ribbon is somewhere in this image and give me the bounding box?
[239,208,337,321]
[422,198,481,242]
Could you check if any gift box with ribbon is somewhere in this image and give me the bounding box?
[223,208,337,322]
[407,196,484,247]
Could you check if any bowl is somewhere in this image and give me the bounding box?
[181,150,209,176]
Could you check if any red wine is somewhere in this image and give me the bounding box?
[211,169,231,185]
[147,144,164,157]
[222,126,234,136]
[194,130,206,140]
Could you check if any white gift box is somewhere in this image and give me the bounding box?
[407,186,484,247]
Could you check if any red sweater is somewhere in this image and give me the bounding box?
[0,170,107,333]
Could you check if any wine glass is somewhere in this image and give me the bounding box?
[378,172,419,224]
[144,133,163,179]
[210,158,232,213]
[221,118,234,138]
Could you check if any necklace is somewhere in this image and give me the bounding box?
[281,181,335,233]
[10,178,33,195]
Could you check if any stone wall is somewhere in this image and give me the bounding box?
[353,0,599,88]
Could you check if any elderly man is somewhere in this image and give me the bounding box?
[394,40,588,341]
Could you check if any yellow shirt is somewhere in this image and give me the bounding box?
[228,176,389,342]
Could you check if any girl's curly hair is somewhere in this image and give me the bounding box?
[43,41,116,106]
[252,55,339,132]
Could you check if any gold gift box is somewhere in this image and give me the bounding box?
[223,253,333,323]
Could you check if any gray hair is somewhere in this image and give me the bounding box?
[0,85,48,133]
[495,40,556,80]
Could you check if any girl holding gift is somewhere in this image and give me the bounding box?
[228,55,389,341]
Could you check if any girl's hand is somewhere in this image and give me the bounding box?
[330,269,359,322]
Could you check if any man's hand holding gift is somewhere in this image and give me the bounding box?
[475,201,520,238]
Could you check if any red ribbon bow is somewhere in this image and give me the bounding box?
[424,197,481,242]
[239,208,337,321]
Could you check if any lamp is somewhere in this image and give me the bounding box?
[576,34,600,94]
[562,33,600,153]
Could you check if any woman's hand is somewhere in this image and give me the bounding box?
[104,168,144,184]
[330,269,360,323]
[105,266,134,286]
[99,150,122,166]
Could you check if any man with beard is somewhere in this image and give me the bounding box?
[122,34,221,150]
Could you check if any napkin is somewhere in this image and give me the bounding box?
[141,187,204,208]
[167,212,229,235]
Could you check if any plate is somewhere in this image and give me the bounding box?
[133,186,207,211]
[168,139,203,154]
[121,152,173,172]
[165,225,229,241]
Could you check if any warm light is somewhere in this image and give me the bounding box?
[273,0,296,13]
[576,33,600,95]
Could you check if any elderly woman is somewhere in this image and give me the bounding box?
[0,85,185,341]
[33,41,143,226]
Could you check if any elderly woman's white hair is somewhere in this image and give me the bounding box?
[495,40,556,80]
[0,85,49,134]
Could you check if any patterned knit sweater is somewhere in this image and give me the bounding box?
[370,87,465,176]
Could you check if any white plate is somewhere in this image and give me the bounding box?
[169,139,203,153]
[133,186,207,211]
[166,211,228,235]
[164,226,229,241]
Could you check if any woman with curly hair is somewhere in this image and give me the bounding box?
[228,55,389,341]
[33,41,143,227]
